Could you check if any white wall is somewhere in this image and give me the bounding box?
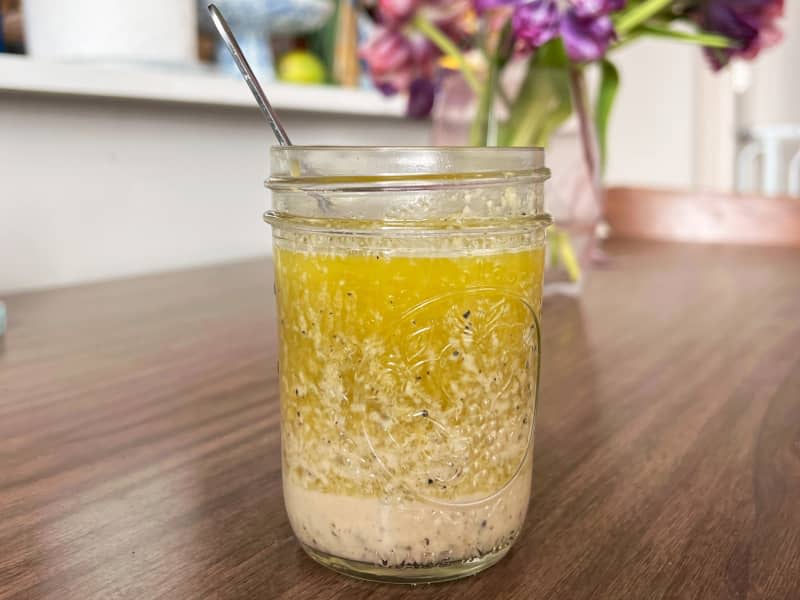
[743,0,800,127]
[605,39,697,189]
[0,95,428,293]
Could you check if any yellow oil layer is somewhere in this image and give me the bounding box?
[275,244,544,502]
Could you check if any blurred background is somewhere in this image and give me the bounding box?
[0,0,797,294]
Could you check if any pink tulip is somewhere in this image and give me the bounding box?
[378,0,421,26]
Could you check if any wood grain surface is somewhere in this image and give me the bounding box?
[2,240,800,599]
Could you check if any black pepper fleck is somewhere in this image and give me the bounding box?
[347,292,352,296]
[427,478,433,485]
[424,537,430,546]
[295,388,299,396]
[481,520,487,528]
[463,310,471,319]
[452,350,460,357]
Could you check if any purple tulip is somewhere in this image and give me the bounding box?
[560,9,615,61]
[472,0,516,13]
[361,26,439,116]
[361,28,413,90]
[407,78,436,118]
[569,0,626,19]
[694,0,784,70]
[512,0,560,50]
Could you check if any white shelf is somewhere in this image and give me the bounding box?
[0,54,407,118]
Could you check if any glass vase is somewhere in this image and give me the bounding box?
[432,66,603,296]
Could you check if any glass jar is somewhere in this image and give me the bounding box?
[264,147,551,583]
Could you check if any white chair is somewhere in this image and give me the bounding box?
[736,124,800,197]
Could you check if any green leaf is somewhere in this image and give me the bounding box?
[534,38,570,69]
[614,0,672,36]
[504,41,573,147]
[413,13,481,94]
[638,24,736,48]
[594,59,619,174]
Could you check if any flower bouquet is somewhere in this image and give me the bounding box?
[360,0,784,291]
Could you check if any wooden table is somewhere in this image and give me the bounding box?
[2,240,799,599]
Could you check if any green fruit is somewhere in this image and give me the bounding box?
[278,50,327,85]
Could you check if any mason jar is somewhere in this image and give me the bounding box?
[264,147,551,583]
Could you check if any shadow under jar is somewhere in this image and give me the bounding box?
[264,147,551,583]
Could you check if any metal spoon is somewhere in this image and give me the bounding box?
[208,3,331,210]
[207,3,291,147]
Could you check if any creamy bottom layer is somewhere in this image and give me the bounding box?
[283,465,532,568]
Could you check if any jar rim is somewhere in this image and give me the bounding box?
[266,146,548,191]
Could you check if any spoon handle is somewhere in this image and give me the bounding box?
[208,3,292,147]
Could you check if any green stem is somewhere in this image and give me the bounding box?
[470,54,499,146]
[610,30,643,52]
[479,46,513,113]
[638,23,736,48]
[413,14,481,94]
[497,84,513,113]
[614,0,673,36]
